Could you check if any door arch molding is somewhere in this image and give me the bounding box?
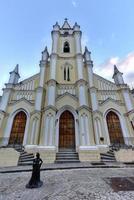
[55,106,79,152]
[104,108,130,145]
[3,108,30,146]
[106,111,124,144]
[59,110,75,149]
[9,111,27,144]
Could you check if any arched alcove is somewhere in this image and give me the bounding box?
[63,41,70,53]
[59,110,75,149]
[106,111,124,144]
[9,111,27,144]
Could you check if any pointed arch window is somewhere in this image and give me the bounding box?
[64,65,71,81]
[63,42,70,53]
[64,67,66,80]
[67,67,70,81]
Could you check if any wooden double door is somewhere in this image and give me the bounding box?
[59,111,75,149]
[9,111,27,145]
[106,111,124,144]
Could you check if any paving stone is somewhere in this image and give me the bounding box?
[0,168,134,199]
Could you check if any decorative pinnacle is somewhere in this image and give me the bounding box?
[14,64,19,74]
[64,18,68,21]
[44,46,47,51]
[85,46,90,53]
[41,46,49,61]
[114,65,120,74]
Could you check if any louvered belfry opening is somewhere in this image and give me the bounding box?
[9,111,27,145]
[59,111,75,149]
[63,42,70,53]
[106,111,124,144]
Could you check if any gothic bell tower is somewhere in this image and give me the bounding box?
[40,19,95,149]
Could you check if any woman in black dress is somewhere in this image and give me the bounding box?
[26,152,43,188]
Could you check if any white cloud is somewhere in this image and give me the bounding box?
[72,0,77,7]
[95,52,134,88]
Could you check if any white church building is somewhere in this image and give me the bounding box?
[0,19,134,163]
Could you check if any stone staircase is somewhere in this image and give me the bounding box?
[13,145,34,166]
[100,148,116,162]
[55,149,80,163]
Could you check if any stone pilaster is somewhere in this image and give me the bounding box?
[47,80,56,107]
[77,80,87,107]
[35,48,49,111]
[90,87,98,111]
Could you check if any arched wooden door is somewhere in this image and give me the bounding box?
[9,111,27,144]
[106,111,124,144]
[59,111,75,149]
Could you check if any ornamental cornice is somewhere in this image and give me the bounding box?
[0,110,6,116]
[50,53,58,59]
[124,109,134,117]
[4,84,15,90]
[73,30,82,36]
[116,84,129,91]
[99,98,124,107]
[85,60,93,66]
[35,86,44,92]
[92,110,103,117]
[89,86,97,93]
[47,79,56,86]
[51,30,60,35]
[77,105,92,112]
[39,60,48,66]
[75,53,83,59]
[76,79,88,87]
[56,92,78,102]
[44,105,57,112]
[8,98,34,107]
[30,110,41,116]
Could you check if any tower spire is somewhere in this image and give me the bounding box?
[62,18,71,29]
[112,65,124,85]
[8,64,20,84]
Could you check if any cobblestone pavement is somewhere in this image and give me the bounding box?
[0,168,134,200]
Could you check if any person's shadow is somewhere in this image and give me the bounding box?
[26,152,43,188]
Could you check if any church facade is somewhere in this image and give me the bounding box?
[0,19,134,162]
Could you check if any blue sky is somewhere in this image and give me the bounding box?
[0,0,134,94]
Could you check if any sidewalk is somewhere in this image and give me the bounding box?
[0,161,133,173]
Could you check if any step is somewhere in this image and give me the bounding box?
[106,152,115,156]
[101,157,116,161]
[91,162,105,165]
[56,153,78,156]
[109,150,114,153]
[18,162,33,166]
[56,155,79,158]
[100,154,115,158]
[56,154,78,157]
[20,154,34,158]
[101,156,115,160]
[101,159,116,162]
[56,157,79,160]
[59,149,76,152]
[19,158,34,162]
[55,160,80,163]
[20,152,34,156]
[57,152,78,155]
